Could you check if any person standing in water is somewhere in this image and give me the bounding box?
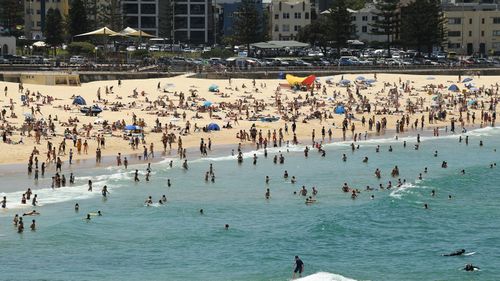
[293,256,304,279]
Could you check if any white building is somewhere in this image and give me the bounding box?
[0,37,16,56]
[350,3,386,44]
[270,0,312,41]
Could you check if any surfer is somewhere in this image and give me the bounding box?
[443,249,465,256]
[463,264,480,271]
[23,210,40,216]
[292,256,304,279]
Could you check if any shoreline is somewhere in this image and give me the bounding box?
[1,122,493,196]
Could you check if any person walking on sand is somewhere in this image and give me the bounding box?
[292,255,304,279]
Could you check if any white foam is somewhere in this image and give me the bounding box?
[191,144,305,163]
[295,272,360,281]
[389,182,421,199]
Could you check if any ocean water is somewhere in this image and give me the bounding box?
[1,127,499,281]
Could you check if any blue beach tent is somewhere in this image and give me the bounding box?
[207,123,220,131]
[73,96,86,105]
[448,84,459,92]
[334,105,346,114]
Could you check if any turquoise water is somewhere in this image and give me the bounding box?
[1,127,499,281]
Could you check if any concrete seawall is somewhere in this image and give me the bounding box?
[1,67,499,85]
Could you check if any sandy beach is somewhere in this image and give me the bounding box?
[0,72,497,166]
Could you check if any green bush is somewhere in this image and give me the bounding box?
[131,49,149,58]
[67,41,95,56]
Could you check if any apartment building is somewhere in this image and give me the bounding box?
[122,0,159,36]
[24,0,70,40]
[270,0,312,41]
[444,2,500,55]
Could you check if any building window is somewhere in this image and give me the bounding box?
[448,18,461,24]
[362,26,367,33]
[481,30,484,37]
[351,16,356,21]
[493,30,500,36]
[294,25,299,31]
[274,14,279,19]
[448,31,461,37]
[492,42,500,49]
[362,16,368,21]
[294,12,301,19]
[283,13,289,19]
[274,25,279,32]
[372,16,378,21]
[482,18,485,24]
[469,18,472,24]
[494,17,500,24]
[469,31,472,37]
[305,12,309,19]
[282,24,289,32]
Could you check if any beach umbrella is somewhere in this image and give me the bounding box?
[448,84,460,92]
[72,95,86,105]
[203,101,213,107]
[356,76,366,81]
[462,78,473,83]
[427,76,435,80]
[23,112,34,119]
[75,27,119,37]
[209,84,219,92]
[334,106,346,114]
[340,79,351,85]
[207,123,220,131]
[365,79,376,84]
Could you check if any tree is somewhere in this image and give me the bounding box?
[400,0,445,57]
[68,0,89,38]
[370,0,400,57]
[325,0,354,55]
[232,0,264,55]
[158,0,174,39]
[297,17,329,54]
[97,0,123,31]
[0,0,24,36]
[45,8,64,55]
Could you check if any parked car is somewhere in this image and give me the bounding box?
[69,56,86,64]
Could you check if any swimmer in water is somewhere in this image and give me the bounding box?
[265,176,270,184]
[463,264,480,271]
[434,150,438,157]
[199,209,204,215]
[145,196,153,206]
[23,210,40,216]
[75,203,79,211]
[291,176,296,184]
[101,185,109,197]
[265,188,270,199]
[363,157,368,163]
[161,195,167,203]
[305,196,316,204]
[284,170,289,179]
[85,214,91,221]
[342,154,347,161]
[443,249,465,256]
[224,224,229,230]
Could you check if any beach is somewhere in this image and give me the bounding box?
[0,72,499,280]
[0,72,496,165]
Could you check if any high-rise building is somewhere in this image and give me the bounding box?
[270,0,312,41]
[24,0,70,40]
[122,0,159,36]
[170,0,214,44]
